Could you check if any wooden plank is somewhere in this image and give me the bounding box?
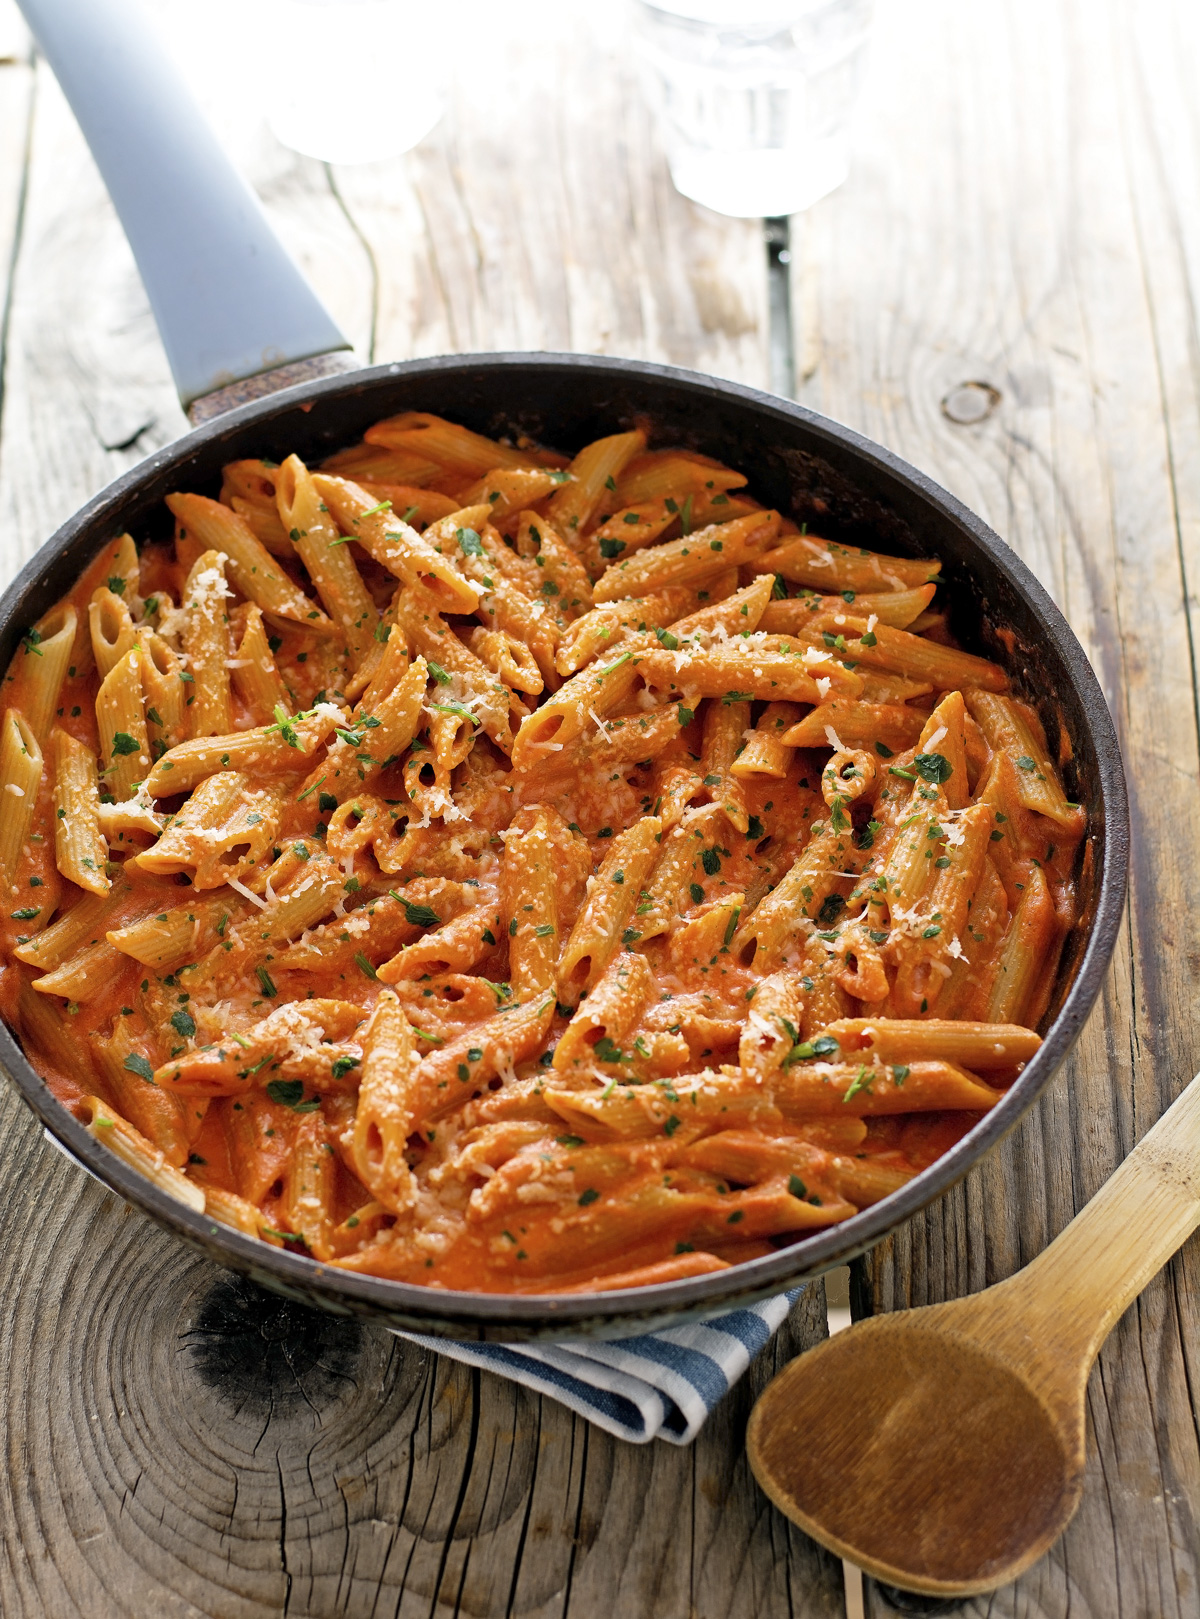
[330,1,767,381]
[790,0,1200,1611]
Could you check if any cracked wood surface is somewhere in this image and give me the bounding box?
[0,0,1198,1614]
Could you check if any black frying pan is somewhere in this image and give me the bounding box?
[0,0,1128,1341]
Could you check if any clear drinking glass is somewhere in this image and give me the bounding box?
[264,0,448,165]
[632,0,875,218]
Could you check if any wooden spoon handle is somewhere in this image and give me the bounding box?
[998,1071,1200,1374]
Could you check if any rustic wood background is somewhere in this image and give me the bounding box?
[0,0,1196,1614]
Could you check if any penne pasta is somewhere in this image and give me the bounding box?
[547,430,647,539]
[8,601,78,743]
[558,817,662,997]
[0,709,43,894]
[592,511,780,602]
[275,454,379,668]
[229,603,290,725]
[166,493,335,634]
[753,535,941,593]
[0,406,1084,1294]
[51,728,108,896]
[180,551,233,737]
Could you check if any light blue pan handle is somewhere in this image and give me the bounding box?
[15,0,353,412]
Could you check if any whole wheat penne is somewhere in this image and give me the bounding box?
[457,466,564,515]
[634,804,725,942]
[90,1017,191,1165]
[94,647,151,800]
[16,979,103,1093]
[465,626,543,695]
[377,902,501,983]
[553,950,655,1070]
[13,889,112,970]
[321,438,443,484]
[581,500,681,576]
[317,476,485,615]
[282,1113,338,1259]
[221,458,292,555]
[136,771,285,889]
[739,971,810,1087]
[555,586,703,676]
[759,586,938,636]
[228,495,293,558]
[668,574,776,640]
[354,482,460,527]
[33,938,130,1001]
[395,596,513,752]
[350,992,420,1212]
[108,892,253,970]
[320,655,428,799]
[732,821,854,968]
[667,890,745,970]
[915,691,971,809]
[513,511,594,618]
[139,630,186,750]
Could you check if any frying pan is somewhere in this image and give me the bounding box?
[0,0,1128,1340]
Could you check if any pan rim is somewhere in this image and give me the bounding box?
[0,351,1130,1339]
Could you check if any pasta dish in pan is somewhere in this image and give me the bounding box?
[0,413,1084,1292]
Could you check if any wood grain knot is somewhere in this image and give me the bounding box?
[940,381,1001,425]
[182,1272,364,1414]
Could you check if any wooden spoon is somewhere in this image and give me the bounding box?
[747,1071,1200,1598]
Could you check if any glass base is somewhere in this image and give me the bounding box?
[269,94,443,166]
[666,138,850,217]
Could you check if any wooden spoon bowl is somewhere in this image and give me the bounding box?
[750,1313,1081,1595]
[748,1071,1200,1597]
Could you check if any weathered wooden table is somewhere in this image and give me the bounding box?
[0,0,1197,1613]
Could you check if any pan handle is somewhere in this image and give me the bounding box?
[14,0,354,420]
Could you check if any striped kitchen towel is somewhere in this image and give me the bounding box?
[396,1287,803,1444]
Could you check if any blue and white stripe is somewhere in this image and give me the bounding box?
[395,1288,803,1444]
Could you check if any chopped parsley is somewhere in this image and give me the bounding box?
[266,1079,321,1112]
